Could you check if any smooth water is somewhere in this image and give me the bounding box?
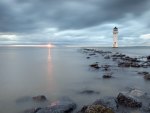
[0,47,150,113]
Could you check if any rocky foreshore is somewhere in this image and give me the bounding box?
[21,48,150,113]
[22,88,150,113]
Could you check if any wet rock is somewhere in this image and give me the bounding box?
[78,106,88,113]
[84,105,114,113]
[80,90,100,95]
[118,62,131,67]
[130,63,140,68]
[89,63,100,69]
[144,74,150,80]
[32,95,47,102]
[117,93,142,108]
[103,74,112,79]
[86,57,90,59]
[147,56,150,60]
[138,71,149,75]
[89,53,96,56]
[104,55,110,59]
[36,97,76,113]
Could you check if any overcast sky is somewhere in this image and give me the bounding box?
[0,0,150,46]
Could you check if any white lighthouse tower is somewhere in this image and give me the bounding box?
[113,27,118,48]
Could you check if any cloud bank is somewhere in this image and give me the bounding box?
[0,0,150,46]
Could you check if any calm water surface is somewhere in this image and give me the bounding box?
[0,47,150,113]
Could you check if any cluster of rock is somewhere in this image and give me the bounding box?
[22,88,150,113]
[20,91,150,113]
[78,88,150,113]
[82,48,150,68]
[82,48,150,80]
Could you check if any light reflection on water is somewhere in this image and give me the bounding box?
[0,47,150,113]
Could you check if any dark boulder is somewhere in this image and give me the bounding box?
[118,62,131,67]
[89,63,100,69]
[144,74,150,80]
[117,93,142,108]
[103,74,112,79]
[138,71,149,75]
[104,55,110,59]
[32,95,47,102]
[147,56,150,60]
[86,57,90,59]
[80,90,100,95]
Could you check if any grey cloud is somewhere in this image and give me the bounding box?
[1,0,150,32]
[0,0,150,46]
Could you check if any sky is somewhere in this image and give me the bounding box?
[0,0,150,46]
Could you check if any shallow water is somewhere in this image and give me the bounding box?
[0,47,150,113]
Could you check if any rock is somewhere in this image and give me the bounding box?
[85,105,114,113]
[32,95,47,102]
[24,108,41,113]
[86,57,90,59]
[89,63,100,69]
[103,74,112,79]
[89,53,96,56]
[118,62,131,67]
[104,55,110,59]
[138,71,149,75]
[147,56,150,60]
[117,93,142,108]
[78,106,88,113]
[80,90,100,95]
[144,74,150,80]
[36,97,76,113]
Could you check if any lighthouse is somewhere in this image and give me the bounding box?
[113,27,118,48]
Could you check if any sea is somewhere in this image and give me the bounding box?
[0,46,150,113]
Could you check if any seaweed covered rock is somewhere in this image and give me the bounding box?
[78,105,114,113]
[85,105,114,113]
